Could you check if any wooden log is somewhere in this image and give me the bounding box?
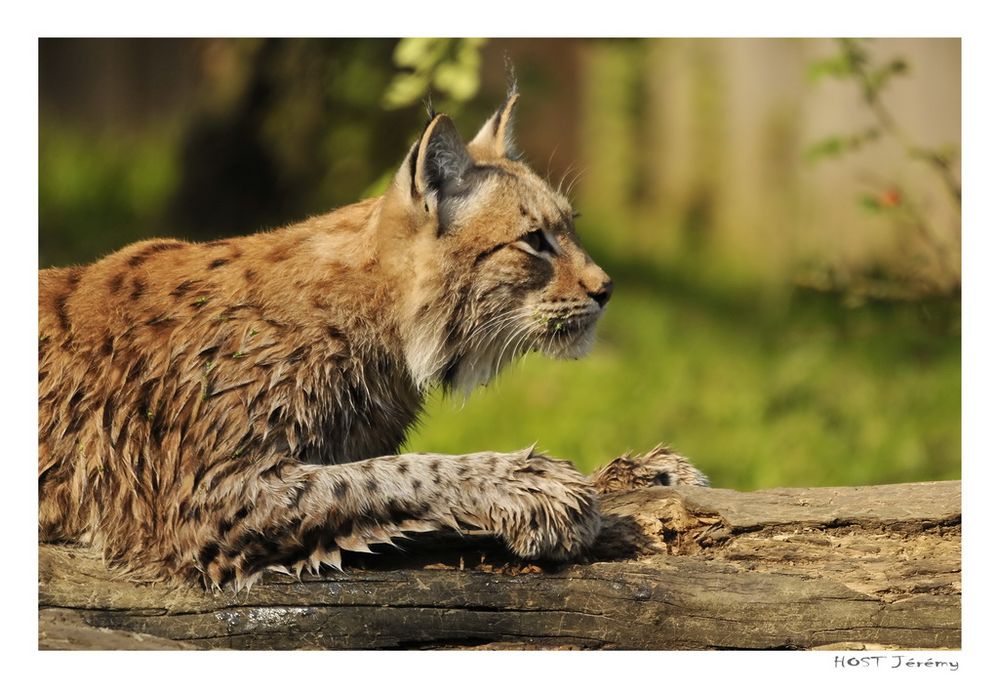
[38,480,960,650]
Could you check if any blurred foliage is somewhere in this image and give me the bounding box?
[383,38,487,109]
[38,122,180,267]
[37,38,960,489]
[40,39,431,263]
[804,128,881,164]
[805,38,961,300]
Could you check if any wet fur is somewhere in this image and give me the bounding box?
[38,88,614,588]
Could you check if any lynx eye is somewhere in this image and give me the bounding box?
[517,229,555,256]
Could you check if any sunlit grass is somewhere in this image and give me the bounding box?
[406,269,960,490]
[39,122,181,268]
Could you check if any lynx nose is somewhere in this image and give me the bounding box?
[589,279,614,308]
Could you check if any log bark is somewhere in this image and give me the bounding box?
[38,480,960,650]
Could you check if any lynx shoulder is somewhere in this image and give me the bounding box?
[39,85,619,587]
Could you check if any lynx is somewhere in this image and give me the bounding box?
[38,85,677,589]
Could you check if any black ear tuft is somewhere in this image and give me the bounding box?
[503,53,518,101]
[470,62,520,159]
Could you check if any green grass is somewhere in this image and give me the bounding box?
[37,122,960,491]
[405,265,960,490]
[39,122,181,268]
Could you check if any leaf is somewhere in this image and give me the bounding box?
[383,38,488,111]
[806,128,882,164]
[805,136,843,163]
[393,38,445,70]
[886,58,909,75]
[456,37,487,66]
[382,73,430,109]
[433,62,480,101]
[869,58,910,94]
[858,194,882,214]
[807,55,852,83]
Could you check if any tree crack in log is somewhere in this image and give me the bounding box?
[39,604,171,617]
[39,480,961,650]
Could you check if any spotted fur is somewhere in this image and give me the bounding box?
[38,88,614,588]
[591,445,711,494]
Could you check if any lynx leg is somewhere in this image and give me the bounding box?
[192,448,600,588]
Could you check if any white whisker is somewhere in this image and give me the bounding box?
[564,166,588,199]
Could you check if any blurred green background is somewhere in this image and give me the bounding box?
[39,38,960,488]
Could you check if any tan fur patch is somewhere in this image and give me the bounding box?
[39,91,612,586]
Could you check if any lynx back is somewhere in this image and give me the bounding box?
[39,84,613,588]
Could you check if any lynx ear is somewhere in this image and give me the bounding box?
[396,114,473,206]
[469,86,520,159]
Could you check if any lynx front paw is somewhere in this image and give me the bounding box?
[486,449,602,561]
[592,444,709,494]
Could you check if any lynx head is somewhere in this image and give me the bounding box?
[378,85,613,395]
